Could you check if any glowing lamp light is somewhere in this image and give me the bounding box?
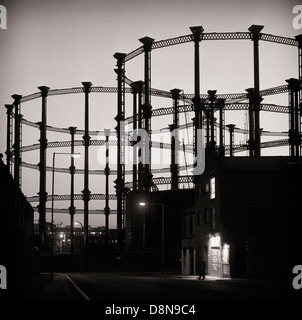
[209,234,221,247]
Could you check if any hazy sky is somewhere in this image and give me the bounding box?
[0,0,300,227]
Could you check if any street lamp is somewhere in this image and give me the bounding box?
[75,221,84,273]
[139,202,165,274]
[59,232,65,253]
[50,152,81,282]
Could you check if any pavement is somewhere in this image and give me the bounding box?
[0,271,298,301]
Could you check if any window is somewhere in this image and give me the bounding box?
[210,177,215,199]
[197,211,202,225]
[204,208,209,224]
[205,182,210,193]
[210,207,216,230]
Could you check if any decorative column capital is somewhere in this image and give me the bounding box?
[68,126,77,135]
[131,81,144,94]
[5,104,14,113]
[226,124,236,132]
[248,25,264,40]
[217,98,226,108]
[11,94,22,105]
[295,34,302,49]
[190,26,204,42]
[286,78,301,92]
[170,88,181,100]
[207,90,217,102]
[245,87,255,97]
[113,52,126,66]
[139,37,155,52]
[38,86,50,97]
[82,82,92,94]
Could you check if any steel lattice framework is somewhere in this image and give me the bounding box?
[5,26,301,251]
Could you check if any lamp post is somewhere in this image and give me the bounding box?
[139,202,165,274]
[75,221,84,273]
[50,152,80,282]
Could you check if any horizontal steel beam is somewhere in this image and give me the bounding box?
[27,193,117,203]
[34,207,118,214]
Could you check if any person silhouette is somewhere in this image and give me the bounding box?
[198,257,206,280]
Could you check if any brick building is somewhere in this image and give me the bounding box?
[182,152,302,280]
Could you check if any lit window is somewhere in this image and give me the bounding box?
[210,177,215,199]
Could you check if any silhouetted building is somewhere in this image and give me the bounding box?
[182,152,302,280]
[0,155,37,281]
[34,223,117,254]
[125,189,195,271]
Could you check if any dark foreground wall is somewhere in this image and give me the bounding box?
[0,155,38,286]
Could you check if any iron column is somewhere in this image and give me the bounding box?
[37,86,49,252]
[104,129,111,245]
[130,82,139,191]
[286,78,301,157]
[5,104,13,171]
[190,26,204,164]
[217,99,225,157]
[139,37,154,191]
[226,124,236,157]
[248,25,264,157]
[12,94,22,188]
[82,81,92,270]
[208,90,217,150]
[69,126,77,254]
[170,88,181,189]
[246,88,255,157]
[114,52,126,249]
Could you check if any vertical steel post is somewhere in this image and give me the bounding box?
[246,88,255,157]
[190,26,204,162]
[286,78,301,157]
[5,104,13,171]
[295,35,302,157]
[137,81,144,191]
[295,35,302,92]
[226,124,236,157]
[104,129,111,246]
[170,88,181,189]
[208,90,217,150]
[248,25,264,157]
[114,52,126,249]
[12,94,22,187]
[130,82,139,191]
[217,99,225,157]
[37,86,49,252]
[69,126,76,254]
[206,106,210,148]
[82,81,92,270]
[139,37,154,191]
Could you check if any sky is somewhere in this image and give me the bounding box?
[0,0,300,228]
